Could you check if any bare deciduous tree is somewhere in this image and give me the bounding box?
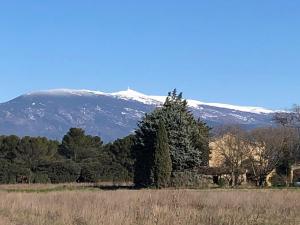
[212,125,298,187]
[274,105,300,164]
[212,126,252,187]
[247,128,287,186]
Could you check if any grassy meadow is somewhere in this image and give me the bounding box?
[0,184,299,225]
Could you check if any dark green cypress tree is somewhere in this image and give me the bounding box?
[153,121,172,188]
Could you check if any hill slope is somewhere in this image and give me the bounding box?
[0,89,275,142]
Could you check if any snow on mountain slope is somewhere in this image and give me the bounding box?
[27,89,108,97]
[29,88,274,114]
[113,88,274,114]
[111,89,162,105]
[186,100,274,114]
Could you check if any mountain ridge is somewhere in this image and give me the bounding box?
[0,88,277,142]
[23,88,275,114]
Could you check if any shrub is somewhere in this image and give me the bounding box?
[0,160,32,184]
[269,174,287,187]
[0,160,17,184]
[48,161,81,183]
[78,162,102,183]
[170,171,215,188]
[32,173,50,184]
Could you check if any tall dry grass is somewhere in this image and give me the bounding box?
[0,187,299,225]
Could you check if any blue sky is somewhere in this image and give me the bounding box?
[0,1,299,109]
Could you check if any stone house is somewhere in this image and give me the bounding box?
[209,135,300,187]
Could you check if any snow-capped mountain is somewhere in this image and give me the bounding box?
[0,88,276,142]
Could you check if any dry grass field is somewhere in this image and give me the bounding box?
[0,184,299,225]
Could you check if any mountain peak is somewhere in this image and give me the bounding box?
[111,88,161,105]
[112,88,147,97]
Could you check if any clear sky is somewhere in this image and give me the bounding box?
[0,1,299,109]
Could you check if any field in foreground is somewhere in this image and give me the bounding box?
[0,184,299,225]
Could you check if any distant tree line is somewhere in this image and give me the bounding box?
[0,129,136,184]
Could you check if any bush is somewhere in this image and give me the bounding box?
[218,177,229,187]
[170,171,216,188]
[0,160,17,184]
[269,174,287,187]
[48,160,81,183]
[32,173,50,184]
[100,162,132,182]
[0,160,32,184]
[78,162,102,183]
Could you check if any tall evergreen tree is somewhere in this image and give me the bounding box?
[153,121,172,188]
[59,128,107,182]
[192,119,211,166]
[134,114,157,187]
[135,90,209,173]
[134,90,210,187]
[59,128,103,162]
